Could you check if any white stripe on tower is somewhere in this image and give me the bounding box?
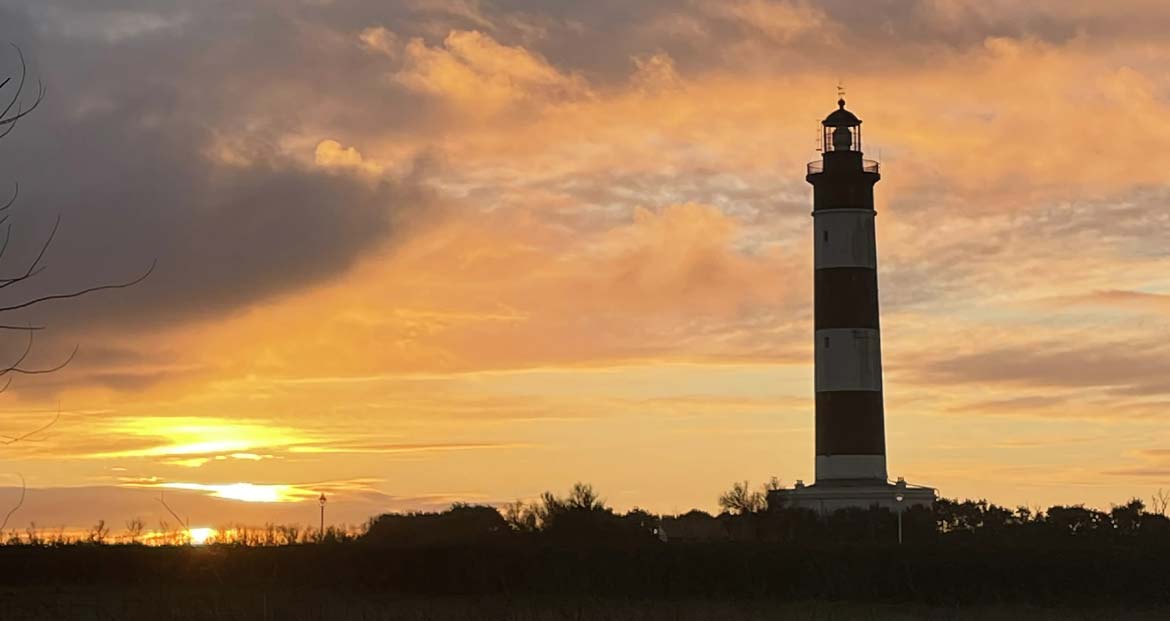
[813,209,877,269]
[814,328,882,392]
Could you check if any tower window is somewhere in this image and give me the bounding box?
[823,337,830,348]
[822,230,829,243]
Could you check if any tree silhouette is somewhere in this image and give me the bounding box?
[364,504,508,546]
[1110,498,1144,538]
[1045,505,1109,538]
[718,480,766,515]
[1152,489,1169,517]
[501,499,538,532]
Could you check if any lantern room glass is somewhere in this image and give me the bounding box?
[823,124,861,153]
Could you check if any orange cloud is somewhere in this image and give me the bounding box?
[698,0,834,43]
[394,30,590,114]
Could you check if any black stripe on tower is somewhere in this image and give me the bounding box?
[814,267,879,330]
[816,391,886,455]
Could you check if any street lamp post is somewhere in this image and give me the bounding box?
[895,491,904,544]
[319,492,327,541]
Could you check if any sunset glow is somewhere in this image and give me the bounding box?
[155,483,316,504]
[88,417,311,461]
[0,1,1168,531]
[187,528,214,546]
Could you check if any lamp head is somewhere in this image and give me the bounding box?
[832,125,854,151]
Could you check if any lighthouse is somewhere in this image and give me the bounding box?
[810,99,886,483]
[770,99,935,513]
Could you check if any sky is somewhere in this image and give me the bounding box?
[0,0,1169,533]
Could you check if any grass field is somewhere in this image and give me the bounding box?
[0,589,1166,621]
[2,541,1168,619]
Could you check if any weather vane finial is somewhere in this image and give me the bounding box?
[837,81,846,107]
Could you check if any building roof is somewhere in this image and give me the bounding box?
[822,98,861,127]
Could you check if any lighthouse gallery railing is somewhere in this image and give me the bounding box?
[807,159,880,175]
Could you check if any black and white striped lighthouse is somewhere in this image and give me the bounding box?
[806,99,887,484]
[768,99,935,514]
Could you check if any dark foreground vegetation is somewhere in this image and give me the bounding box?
[2,484,1170,619]
[7,589,1163,621]
[2,536,1169,605]
[0,540,1168,619]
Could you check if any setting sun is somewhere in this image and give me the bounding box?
[187,528,214,546]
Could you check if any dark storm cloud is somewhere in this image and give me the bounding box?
[436,0,1170,79]
[0,0,435,335]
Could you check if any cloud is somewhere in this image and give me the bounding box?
[1,106,424,330]
[288,441,525,455]
[697,0,832,43]
[1103,448,1170,478]
[629,52,684,94]
[591,204,792,313]
[314,139,385,175]
[147,482,318,503]
[1038,290,1170,314]
[394,29,590,114]
[952,396,1070,416]
[0,483,466,529]
[83,417,312,460]
[359,26,400,58]
[0,2,438,336]
[901,340,1170,397]
[26,4,189,43]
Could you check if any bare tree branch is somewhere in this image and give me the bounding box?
[0,259,156,314]
[0,214,58,288]
[0,329,75,379]
[0,408,59,445]
[157,491,187,526]
[0,45,29,120]
[0,473,25,532]
[0,82,44,127]
[0,181,17,212]
[0,328,35,375]
[0,45,45,135]
[6,345,78,377]
[0,223,12,264]
[157,491,190,544]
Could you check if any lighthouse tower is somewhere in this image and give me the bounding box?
[810,99,886,483]
[770,99,935,513]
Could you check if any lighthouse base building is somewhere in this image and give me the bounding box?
[768,99,935,515]
[770,477,937,514]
